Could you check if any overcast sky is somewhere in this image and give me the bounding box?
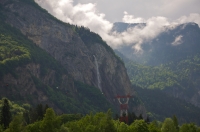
[36,0,200,51]
[72,0,200,22]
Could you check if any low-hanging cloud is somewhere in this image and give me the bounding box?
[172,35,183,46]
[35,0,200,52]
[122,11,145,23]
[174,13,200,26]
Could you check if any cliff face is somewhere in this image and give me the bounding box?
[0,63,64,112]
[1,0,132,104]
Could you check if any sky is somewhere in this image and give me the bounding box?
[72,0,200,22]
[35,0,200,51]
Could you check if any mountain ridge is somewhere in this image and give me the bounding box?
[0,0,138,114]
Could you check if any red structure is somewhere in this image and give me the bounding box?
[115,94,132,124]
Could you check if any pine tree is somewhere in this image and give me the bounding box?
[172,115,179,131]
[0,98,12,129]
[36,104,44,120]
[128,112,137,125]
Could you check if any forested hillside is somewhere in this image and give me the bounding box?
[0,98,200,132]
[115,50,200,124]
[123,53,200,107]
[113,22,200,117]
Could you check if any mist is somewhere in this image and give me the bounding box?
[35,0,200,52]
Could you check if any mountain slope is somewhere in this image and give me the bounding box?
[0,0,136,114]
[114,22,200,65]
[135,86,200,125]
[0,17,114,113]
[115,51,200,124]
[1,0,133,102]
[114,22,200,108]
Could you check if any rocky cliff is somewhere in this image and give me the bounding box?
[0,0,133,110]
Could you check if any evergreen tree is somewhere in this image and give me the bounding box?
[138,114,143,120]
[128,112,137,125]
[29,104,49,123]
[36,104,44,120]
[0,98,12,129]
[172,115,179,131]
[23,110,30,125]
[40,108,61,132]
[145,115,150,124]
[43,104,49,114]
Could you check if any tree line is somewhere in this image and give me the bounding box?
[0,98,200,132]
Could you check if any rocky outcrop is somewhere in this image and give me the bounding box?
[1,0,133,104]
[0,63,65,113]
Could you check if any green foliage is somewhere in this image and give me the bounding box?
[75,26,124,65]
[65,109,116,132]
[0,125,3,132]
[40,108,61,132]
[28,104,49,123]
[58,124,69,132]
[0,102,200,132]
[114,121,129,132]
[0,98,30,117]
[179,123,198,132]
[135,86,200,124]
[5,115,23,132]
[129,119,149,132]
[59,113,83,124]
[25,121,41,132]
[0,98,11,129]
[126,62,180,90]
[161,118,177,132]
[148,121,161,132]
[172,115,179,131]
[0,34,30,62]
[74,81,114,113]
[0,18,67,80]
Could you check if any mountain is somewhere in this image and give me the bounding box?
[114,22,200,123]
[112,22,146,33]
[0,0,137,114]
[114,22,200,106]
[115,50,200,124]
[114,22,200,65]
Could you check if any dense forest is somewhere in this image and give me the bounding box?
[115,50,200,124]
[0,98,200,132]
[126,54,200,92]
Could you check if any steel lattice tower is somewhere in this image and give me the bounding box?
[115,94,132,124]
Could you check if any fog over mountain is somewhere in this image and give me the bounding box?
[36,0,200,52]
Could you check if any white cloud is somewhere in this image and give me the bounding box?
[172,35,183,46]
[174,13,200,26]
[105,13,170,52]
[35,0,200,52]
[122,11,145,23]
[35,0,113,34]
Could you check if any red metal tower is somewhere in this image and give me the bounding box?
[115,94,132,124]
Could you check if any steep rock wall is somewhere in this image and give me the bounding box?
[1,0,133,104]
